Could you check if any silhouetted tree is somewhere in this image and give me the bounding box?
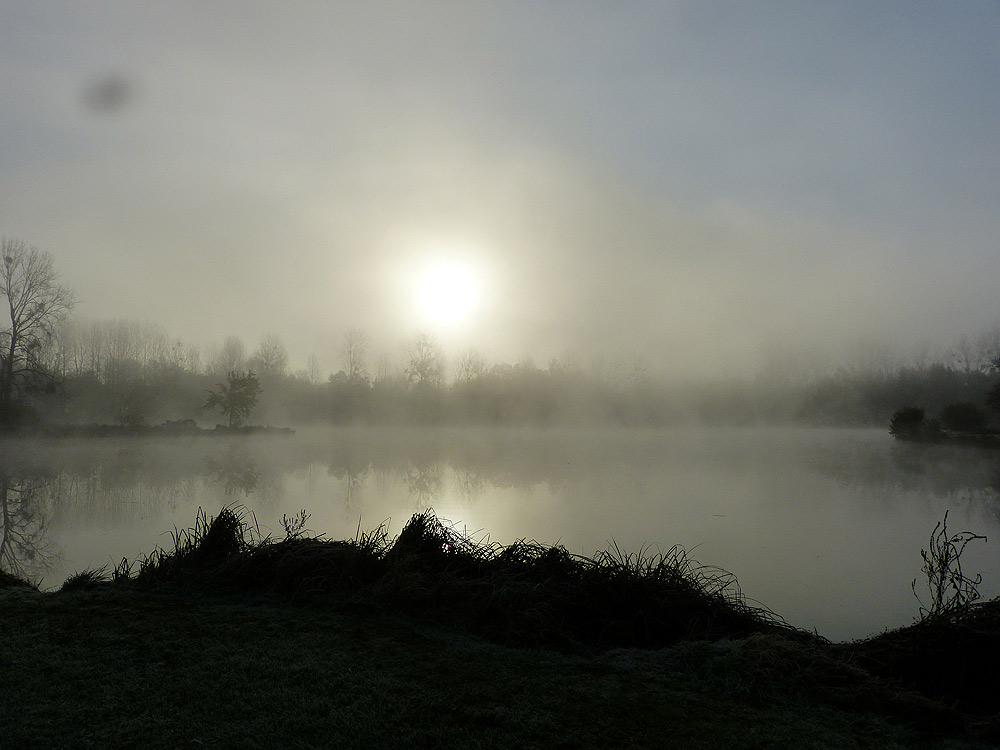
[988,383,1000,415]
[0,240,76,423]
[939,402,988,434]
[987,357,1000,417]
[249,333,288,380]
[454,346,487,383]
[340,327,369,383]
[204,371,261,428]
[305,353,322,385]
[889,407,926,439]
[209,335,246,376]
[404,332,446,387]
[110,371,155,427]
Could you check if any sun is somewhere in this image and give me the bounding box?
[418,263,479,324]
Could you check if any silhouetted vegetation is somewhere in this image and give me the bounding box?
[887,354,1000,443]
[912,510,987,620]
[890,402,998,445]
[4,506,1000,744]
[113,506,798,651]
[203,370,262,428]
[0,239,75,427]
[75,507,1000,735]
[3,242,1000,430]
[25,339,1000,431]
[940,402,990,434]
[43,325,1000,430]
[889,407,929,440]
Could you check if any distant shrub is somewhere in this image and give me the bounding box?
[938,402,988,434]
[988,381,1000,414]
[889,407,926,439]
[923,417,945,440]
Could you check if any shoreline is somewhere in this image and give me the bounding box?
[0,421,295,438]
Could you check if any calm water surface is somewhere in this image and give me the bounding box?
[3,426,998,641]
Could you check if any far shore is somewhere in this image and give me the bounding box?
[1,419,295,439]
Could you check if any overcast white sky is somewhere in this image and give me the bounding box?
[2,2,999,378]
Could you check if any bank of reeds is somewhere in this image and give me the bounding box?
[95,505,801,651]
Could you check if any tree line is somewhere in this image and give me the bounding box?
[3,237,1000,430]
[888,364,1000,441]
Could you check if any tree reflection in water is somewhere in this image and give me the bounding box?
[454,468,485,502]
[331,468,366,514]
[205,448,261,497]
[405,464,443,511]
[327,450,370,514]
[0,473,57,581]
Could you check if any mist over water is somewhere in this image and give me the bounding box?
[5,426,998,641]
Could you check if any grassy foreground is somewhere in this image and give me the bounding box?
[1,508,998,749]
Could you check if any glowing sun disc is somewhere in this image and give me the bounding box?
[418,264,479,323]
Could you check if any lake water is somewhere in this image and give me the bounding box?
[2,426,998,641]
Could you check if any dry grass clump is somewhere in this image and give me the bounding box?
[120,506,385,598]
[130,505,252,584]
[99,506,800,651]
[60,567,111,592]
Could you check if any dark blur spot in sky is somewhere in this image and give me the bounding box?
[83,75,135,113]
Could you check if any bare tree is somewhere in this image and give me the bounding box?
[950,335,976,381]
[0,239,76,420]
[209,335,246,376]
[974,326,1000,373]
[374,352,400,386]
[102,319,174,379]
[305,353,322,385]
[180,340,202,373]
[340,327,370,383]
[250,333,288,380]
[403,332,446,387]
[78,319,107,378]
[455,346,487,383]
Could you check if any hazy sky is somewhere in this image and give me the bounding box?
[2,2,999,378]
